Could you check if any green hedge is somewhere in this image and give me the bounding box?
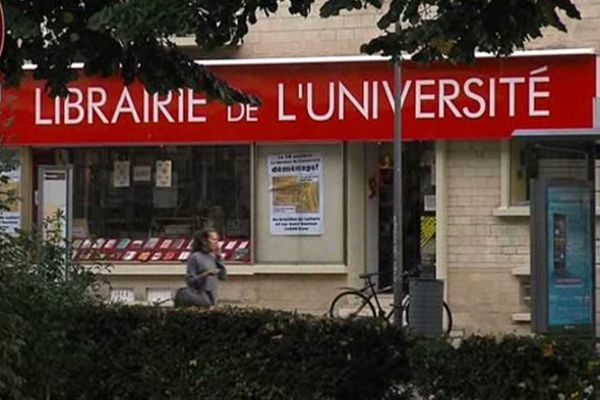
[6,304,600,400]
[57,306,412,400]
[410,335,600,400]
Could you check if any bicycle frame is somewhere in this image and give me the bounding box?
[331,271,453,334]
[346,277,411,320]
[356,276,403,319]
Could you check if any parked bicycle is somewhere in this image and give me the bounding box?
[329,270,453,335]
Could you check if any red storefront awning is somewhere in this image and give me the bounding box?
[1,51,596,146]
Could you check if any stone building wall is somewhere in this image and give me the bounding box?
[445,141,530,334]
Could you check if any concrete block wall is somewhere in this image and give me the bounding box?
[447,141,600,335]
[106,274,344,315]
[238,1,383,57]
[527,0,600,51]
[206,0,600,58]
[446,141,530,335]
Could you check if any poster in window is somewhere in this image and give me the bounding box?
[113,161,130,188]
[156,160,172,187]
[133,165,152,182]
[153,172,178,208]
[268,153,323,235]
[546,185,594,328]
[0,165,21,234]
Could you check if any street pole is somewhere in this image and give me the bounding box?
[392,24,404,326]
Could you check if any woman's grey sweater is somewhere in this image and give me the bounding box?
[185,250,227,305]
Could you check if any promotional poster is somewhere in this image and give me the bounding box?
[269,153,323,235]
[546,185,594,328]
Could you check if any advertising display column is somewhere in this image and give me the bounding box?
[532,178,596,335]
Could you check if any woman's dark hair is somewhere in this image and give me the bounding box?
[192,227,218,253]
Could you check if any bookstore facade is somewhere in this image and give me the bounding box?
[2,50,598,334]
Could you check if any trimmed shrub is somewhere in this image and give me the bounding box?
[410,335,600,400]
[58,306,412,400]
[6,300,600,400]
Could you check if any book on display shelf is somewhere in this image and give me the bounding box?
[162,251,177,261]
[92,238,106,249]
[232,247,249,261]
[130,240,144,249]
[171,238,186,249]
[92,252,108,260]
[137,252,152,262]
[122,251,138,261]
[144,238,160,249]
[116,239,131,249]
[159,239,173,249]
[108,251,124,261]
[104,239,118,249]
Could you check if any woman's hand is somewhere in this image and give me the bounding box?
[200,269,219,277]
[212,248,223,260]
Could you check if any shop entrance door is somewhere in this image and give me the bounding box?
[366,143,435,290]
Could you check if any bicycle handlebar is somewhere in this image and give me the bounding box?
[359,267,422,281]
[359,272,379,279]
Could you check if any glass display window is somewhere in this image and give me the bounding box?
[33,145,251,263]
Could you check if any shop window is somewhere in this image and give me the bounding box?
[508,141,592,207]
[509,141,530,205]
[34,145,251,263]
[255,144,344,264]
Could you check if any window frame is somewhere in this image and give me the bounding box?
[497,140,600,217]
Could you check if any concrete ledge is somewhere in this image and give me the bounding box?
[511,266,531,276]
[512,312,531,323]
[94,263,347,276]
[493,206,529,217]
[253,264,347,275]
[494,206,600,217]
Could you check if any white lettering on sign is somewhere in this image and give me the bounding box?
[415,80,435,119]
[227,103,258,122]
[529,66,550,117]
[112,87,139,123]
[188,89,208,122]
[35,87,209,125]
[462,78,486,119]
[277,83,296,121]
[88,87,109,123]
[499,76,525,117]
[33,66,551,126]
[275,66,550,122]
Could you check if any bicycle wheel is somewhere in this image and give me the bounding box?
[442,302,453,334]
[329,291,377,319]
[384,295,409,326]
[401,299,454,335]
